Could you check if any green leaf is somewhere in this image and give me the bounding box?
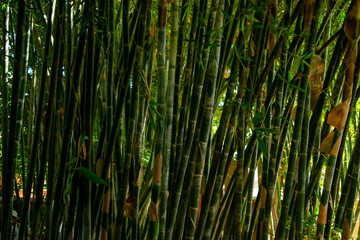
[253,111,264,126]
[256,128,277,133]
[257,135,267,159]
[77,167,108,186]
[150,104,164,122]
[289,83,306,93]
[242,100,254,109]
[66,158,78,167]
[314,190,321,202]
[148,107,156,130]
[199,56,205,71]
[77,132,88,156]
[245,14,260,23]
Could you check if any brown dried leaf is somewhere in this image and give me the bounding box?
[319,132,335,154]
[311,82,323,111]
[124,201,133,218]
[153,153,162,184]
[317,203,327,224]
[250,39,255,57]
[261,185,267,209]
[344,0,360,40]
[327,97,351,130]
[309,55,325,83]
[316,233,324,240]
[304,0,316,26]
[330,132,343,156]
[96,157,103,176]
[343,44,357,100]
[136,169,142,187]
[224,162,237,190]
[343,217,351,239]
[124,194,134,218]
[149,201,159,221]
[291,105,297,122]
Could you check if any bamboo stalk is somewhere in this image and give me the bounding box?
[148,1,168,239]
[275,0,322,237]
[166,0,219,238]
[51,0,89,236]
[159,1,178,239]
[1,0,26,238]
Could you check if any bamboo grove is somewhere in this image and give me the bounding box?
[2,0,360,239]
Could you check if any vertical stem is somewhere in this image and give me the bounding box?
[1,0,25,238]
[159,0,178,239]
[148,0,167,239]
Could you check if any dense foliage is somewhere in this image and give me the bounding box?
[1,0,360,239]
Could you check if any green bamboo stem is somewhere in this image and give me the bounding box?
[324,41,360,239]
[295,84,310,239]
[169,0,188,193]
[316,130,342,238]
[203,110,238,240]
[76,0,96,237]
[13,9,31,238]
[64,0,72,110]
[213,176,236,240]
[31,9,64,239]
[45,82,63,239]
[342,128,360,239]
[114,0,139,235]
[101,6,114,233]
[246,176,261,240]
[159,1,178,239]
[262,24,291,240]
[275,0,321,235]
[172,111,202,240]
[307,35,347,165]
[172,1,199,190]
[165,0,218,238]
[242,143,257,240]
[1,4,10,209]
[148,1,167,239]
[51,0,89,236]
[234,106,245,239]
[132,2,149,239]
[1,0,26,238]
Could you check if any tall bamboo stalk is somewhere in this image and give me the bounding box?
[148,0,168,239]
[159,0,178,239]
[165,0,218,238]
[276,0,322,238]
[51,0,89,236]
[1,0,26,238]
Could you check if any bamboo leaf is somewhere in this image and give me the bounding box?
[148,106,157,130]
[253,111,264,126]
[150,103,164,122]
[327,97,351,130]
[242,100,254,109]
[289,83,306,93]
[77,167,108,186]
[256,135,267,159]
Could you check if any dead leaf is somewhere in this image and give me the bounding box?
[344,0,360,40]
[343,217,351,239]
[309,55,325,83]
[319,131,342,155]
[304,0,316,26]
[330,133,343,156]
[149,201,159,221]
[311,82,323,111]
[317,203,327,224]
[261,185,267,209]
[153,153,162,184]
[327,97,351,130]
